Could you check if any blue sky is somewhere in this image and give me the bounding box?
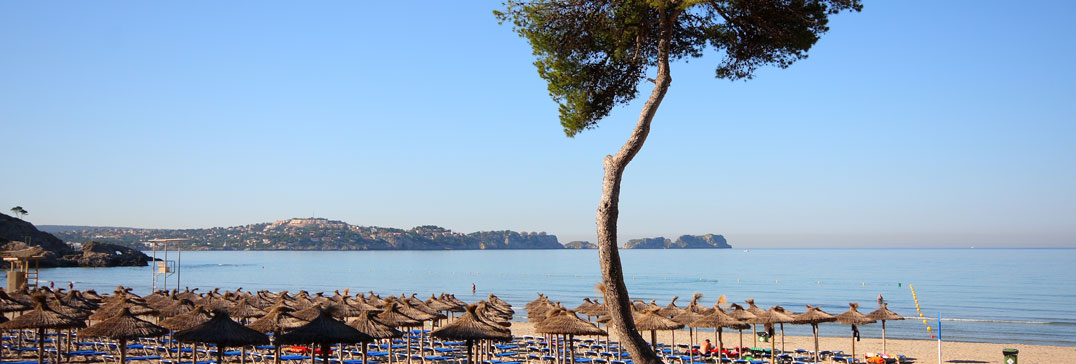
[2,1,1073,247]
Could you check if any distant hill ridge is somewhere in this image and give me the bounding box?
[51,217,731,251]
[53,217,564,251]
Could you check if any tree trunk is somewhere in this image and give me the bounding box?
[596,9,674,364]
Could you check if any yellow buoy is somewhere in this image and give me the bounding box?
[926,327,932,332]
[922,319,928,324]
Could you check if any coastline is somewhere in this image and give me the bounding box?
[509,321,1073,364]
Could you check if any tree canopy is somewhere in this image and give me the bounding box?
[495,0,862,136]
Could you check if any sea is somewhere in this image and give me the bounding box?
[29,248,1076,347]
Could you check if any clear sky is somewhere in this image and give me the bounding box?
[2,1,1074,248]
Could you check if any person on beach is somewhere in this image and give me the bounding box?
[701,339,713,357]
[472,283,476,294]
[877,294,884,307]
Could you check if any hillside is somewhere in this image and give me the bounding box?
[53,218,565,251]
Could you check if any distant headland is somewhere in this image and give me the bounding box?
[18,216,732,252]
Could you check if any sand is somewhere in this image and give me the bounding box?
[509,322,1074,364]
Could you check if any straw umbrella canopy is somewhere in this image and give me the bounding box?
[692,308,749,363]
[376,301,423,364]
[159,305,214,361]
[345,295,383,314]
[406,295,443,316]
[572,298,597,319]
[747,306,795,364]
[90,299,158,321]
[158,299,196,319]
[160,305,213,331]
[725,303,755,351]
[394,298,439,364]
[229,297,268,322]
[536,309,606,364]
[277,309,373,364]
[528,299,556,323]
[658,296,682,317]
[0,296,85,364]
[486,294,514,315]
[525,294,550,314]
[247,306,307,364]
[58,290,99,311]
[295,302,347,321]
[672,310,706,363]
[772,306,797,352]
[476,301,512,326]
[431,304,511,364]
[174,310,269,364]
[424,294,457,322]
[349,311,403,364]
[633,308,683,352]
[791,304,836,362]
[78,307,168,363]
[867,303,904,356]
[684,294,714,315]
[834,303,876,362]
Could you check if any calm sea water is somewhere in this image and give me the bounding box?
[30,248,1076,346]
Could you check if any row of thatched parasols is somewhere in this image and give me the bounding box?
[528,293,903,364]
[0,286,517,364]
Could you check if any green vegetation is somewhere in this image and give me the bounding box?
[496,1,861,363]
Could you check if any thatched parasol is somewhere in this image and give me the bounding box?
[527,299,556,323]
[90,298,158,320]
[405,294,444,316]
[247,305,306,364]
[58,290,99,311]
[396,297,443,364]
[684,293,714,315]
[174,310,269,364]
[486,294,514,315]
[725,303,754,350]
[791,304,836,362]
[78,307,168,363]
[277,308,373,364]
[536,309,605,364]
[834,303,876,362]
[692,308,749,363]
[158,298,196,319]
[344,295,383,313]
[376,301,422,364]
[431,304,511,364]
[867,303,904,356]
[424,294,456,312]
[160,305,212,331]
[658,296,682,317]
[0,295,85,364]
[672,310,706,363]
[348,310,403,364]
[229,297,268,321]
[748,306,795,364]
[633,308,683,352]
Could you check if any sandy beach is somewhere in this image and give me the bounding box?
[509,322,1073,364]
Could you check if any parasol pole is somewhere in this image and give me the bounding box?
[937,313,942,364]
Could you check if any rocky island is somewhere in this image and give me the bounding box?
[1,213,153,267]
[623,234,731,249]
[563,241,597,249]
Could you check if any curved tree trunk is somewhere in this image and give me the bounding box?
[597,9,674,364]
